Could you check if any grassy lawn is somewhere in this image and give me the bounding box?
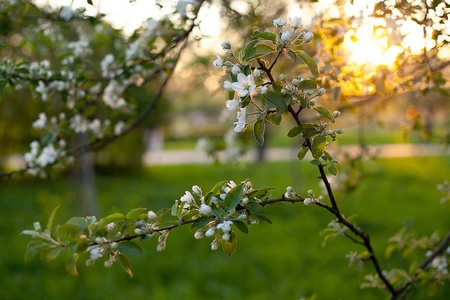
[1,156,449,299]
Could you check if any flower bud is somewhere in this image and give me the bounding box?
[148,210,157,222]
[315,113,322,120]
[281,88,287,95]
[33,222,42,231]
[224,49,233,57]
[232,65,241,75]
[292,78,300,86]
[222,232,230,241]
[307,189,314,196]
[221,41,231,49]
[104,259,113,268]
[110,242,118,250]
[303,198,312,205]
[258,86,268,95]
[194,231,204,239]
[303,32,314,43]
[192,185,202,196]
[211,238,219,250]
[205,227,215,237]
[199,204,212,215]
[332,110,341,119]
[134,228,145,235]
[279,74,286,81]
[335,129,344,134]
[242,197,249,205]
[317,88,326,96]
[224,61,234,67]
[317,195,324,201]
[253,68,261,79]
[309,100,315,106]
[95,237,105,245]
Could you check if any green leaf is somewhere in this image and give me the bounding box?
[117,241,143,255]
[311,135,327,159]
[40,132,58,146]
[253,118,265,145]
[117,253,133,278]
[47,247,63,261]
[328,166,338,175]
[297,79,317,90]
[232,220,248,234]
[309,159,322,165]
[263,91,288,113]
[252,31,277,42]
[256,214,273,224]
[126,208,147,220]
[246,44,275,61]
[221,231,237,257]
[288,125,308,138]
[244,201,266,216]
[297,146,309,161]
[286,50,297,62]
[266,113,281,125]
[303,126,318,139]
[204,180,227,205]
[83,106,96,117]
[243,40,259,58]
[66,254,79,276]
[87,0,93,5]
[224,184,244,212]
[191,216,215,232]
[46,206,60,231]
[97,213,126,230]
[313,106,334,121]
[295,50,319,77]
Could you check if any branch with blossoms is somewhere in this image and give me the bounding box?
[16,6,450,299]
[0,0,208,179]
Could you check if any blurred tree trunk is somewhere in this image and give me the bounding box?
[72,133,98,216]
[256,126,269,162]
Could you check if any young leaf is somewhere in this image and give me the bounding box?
[288,125,307,138]
[191,216,215,232]
[233,220,248,234]
[118,253,133,278]
[252,32,277,42]
[246,44,275,61]
[224,184,244,212]
[286,50,297,62]
[311,135,327,159]
[313,107,333,121]
[297,79,317,90]
[266,113,281,125]
[263,91,288,113]
[328,166,338,176]
[244,201,266,216]
[243,40,259,58]
[221,231,237,257]
[297,146,309,161]
[295,50,319,77]
[117,241,143,255]
[253,118,266,145]
[97,213,126,230]
[46,206,60,231]
[66,254,79,276]
[126,208,147,220]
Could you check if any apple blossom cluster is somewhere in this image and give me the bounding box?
[24,140,69,176]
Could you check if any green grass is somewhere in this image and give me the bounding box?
[1,156,449,299]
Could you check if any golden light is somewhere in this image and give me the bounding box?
[343,22,404,69]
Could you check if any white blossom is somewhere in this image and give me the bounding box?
[223,80,233,90]
[226,99,239,111]
[231,73,256,97]
[273,18,286,27]
[217,220,233,233]
[222,232,230,241]
[233,107,246,132]
[180,191,195,204]
[32,113,47,129]
[231,64,241,75]
[289,16,303,28]
[199,204,212,215]
[303,198,312,205]
[258,86,268,95]
[114,121,126,136]
[280,30,292,43]
[213,53,223,68]
[36,144,58,167]
[101,54,115,77]
[148,210,157,221]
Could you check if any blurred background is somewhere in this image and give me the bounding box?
[0,0,449,299]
